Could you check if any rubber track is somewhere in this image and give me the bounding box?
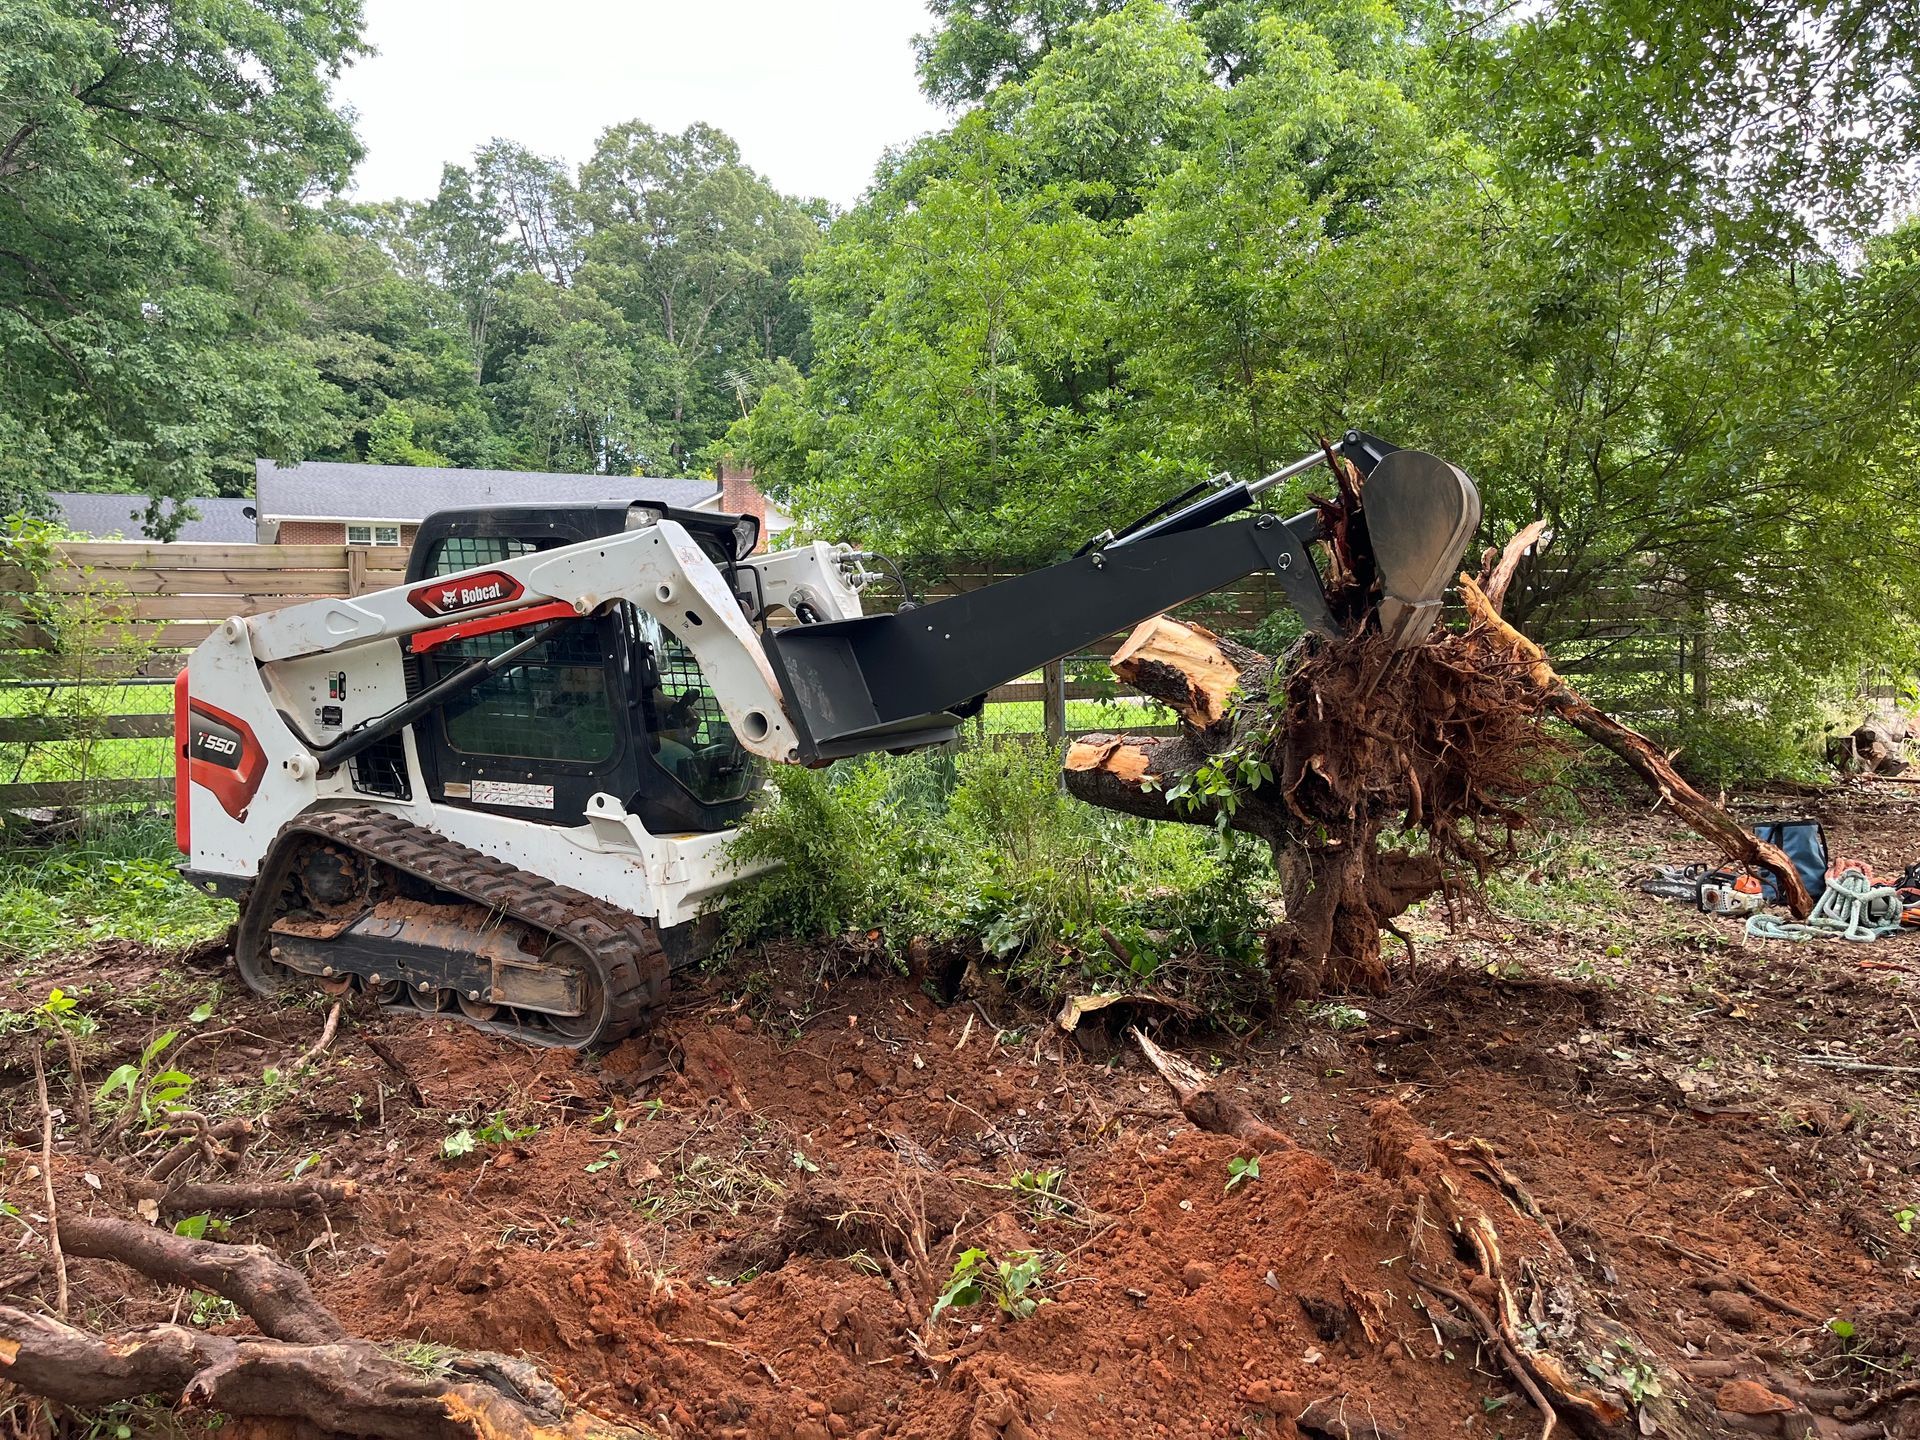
[241,804,666,1048]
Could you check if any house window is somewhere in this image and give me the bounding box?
[346,524,402,547]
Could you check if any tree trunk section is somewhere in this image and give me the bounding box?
[0,1215,648,1439]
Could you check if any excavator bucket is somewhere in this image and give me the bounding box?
[1362,448,1482,649]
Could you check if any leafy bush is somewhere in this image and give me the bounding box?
[717,739,1276,1010]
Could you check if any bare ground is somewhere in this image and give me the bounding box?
[4,781,1920,1439]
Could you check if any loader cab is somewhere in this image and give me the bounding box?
[402,500,764,835]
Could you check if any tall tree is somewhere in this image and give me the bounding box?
[576,121,821,462]
[0,0,367,530]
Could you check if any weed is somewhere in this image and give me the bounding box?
[389,1340,458,1376]
[441,1111,538,1159]
[1585,1340,1663,1404]
[931,1247,1051,1322]
[1309,1003,1369,1032]
[1226,1155,1261,1193]
[1008,1167,1067,1217]
[94,1029,194,1125]
[187,1292,241,1328]
[585,1149,619,1174]
[1893,1206,1916,1235]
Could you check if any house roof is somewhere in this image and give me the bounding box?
[254,461,721,522]
[52,493,259,543]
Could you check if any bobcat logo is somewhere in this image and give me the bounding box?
[409,570,524,616]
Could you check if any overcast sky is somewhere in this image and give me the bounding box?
[332,1,951,210]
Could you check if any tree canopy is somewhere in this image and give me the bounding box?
[4,0,1918,758]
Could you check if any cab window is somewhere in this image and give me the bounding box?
[628,608,755,805]
[424,538,616,765]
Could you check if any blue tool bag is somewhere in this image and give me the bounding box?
[1751,817,1829,901]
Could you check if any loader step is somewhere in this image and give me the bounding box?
[233,805,667,1048]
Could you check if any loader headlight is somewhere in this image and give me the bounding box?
[625,504,666,531]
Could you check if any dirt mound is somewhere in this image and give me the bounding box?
[6,785,1920,1437]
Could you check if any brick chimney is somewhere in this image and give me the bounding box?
[718,457,769,553]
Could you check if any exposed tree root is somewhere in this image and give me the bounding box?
[1064,484,1815,1001]
[1131,1035,1719,1438]
[1457,574,1813,917]
[119,1174,360,1214]
[0,1215,647,1439]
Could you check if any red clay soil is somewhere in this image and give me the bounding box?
[4,781,1920,1438]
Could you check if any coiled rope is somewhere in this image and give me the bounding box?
[1745,866,1904,943]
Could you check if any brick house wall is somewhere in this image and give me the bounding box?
[274,520,420,548]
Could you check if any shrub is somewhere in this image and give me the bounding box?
[716,738,1276,1012]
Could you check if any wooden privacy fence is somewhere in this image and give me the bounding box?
[0,542,409,809]
[0,541,1211,810]
[1,541,1708,811]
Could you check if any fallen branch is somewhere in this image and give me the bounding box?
[293,1001,343,1072]
[146,1115,254,1182]
[1797,1055,1920,1076]
[58,1028,89,1146]
[1130,1027,1290,1148]
[122,1175,359,1215]
[364,1034,426,1106]
[658,1332,781,1385]
[1413,1273,1558,1440]
[1649,1235,1821,1323]
[1459,574,1813,917]
[1838,1376,1920,1422]
[3,1215,649,1439]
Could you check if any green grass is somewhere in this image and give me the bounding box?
[0,680,175,786]
[0,814,231,962]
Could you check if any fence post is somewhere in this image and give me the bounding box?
[346,547,369,597]
[1042,658,1068,748]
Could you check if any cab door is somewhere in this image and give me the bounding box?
[409,530,645,828]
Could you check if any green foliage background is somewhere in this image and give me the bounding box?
[4,0,1919,765]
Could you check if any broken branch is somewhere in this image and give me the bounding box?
[1458,575,1813,917]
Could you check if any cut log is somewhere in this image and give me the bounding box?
[1110,617,1266,734]
[1457,575,1814,918]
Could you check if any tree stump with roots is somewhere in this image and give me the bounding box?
[1064,467,1811,1007]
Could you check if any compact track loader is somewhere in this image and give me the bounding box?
[177,434,1479,1047]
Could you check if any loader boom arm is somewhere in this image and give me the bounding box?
[234,433,1476,774]
[762,509,1328,760]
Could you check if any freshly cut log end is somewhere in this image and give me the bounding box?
[1110,616,1265,733]
[1063,734,1159,785]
